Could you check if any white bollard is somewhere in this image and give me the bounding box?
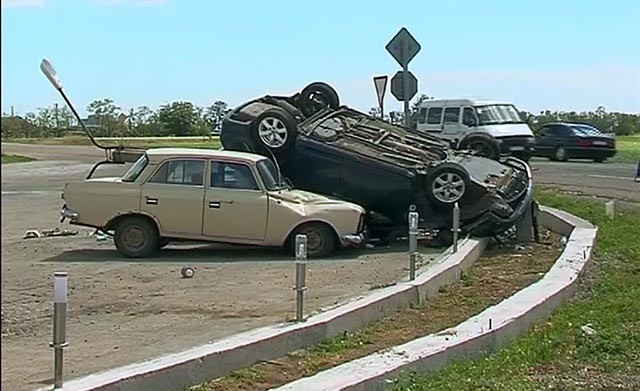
[452,203,461,252]
[294,234,308,322]
[50,271,69,390]
[408,210,419,280]
[605,200,615,220]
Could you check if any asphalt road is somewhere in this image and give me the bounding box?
[3,143,639,203]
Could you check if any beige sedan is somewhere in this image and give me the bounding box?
[60,148,366,258]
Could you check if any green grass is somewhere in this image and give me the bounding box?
[390,190,640,391]
[3,134,638,163]
[1,153,35,164]
[612,135,640,163]
[3,136,220,150]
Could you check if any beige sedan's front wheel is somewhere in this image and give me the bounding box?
[291,223,336,258]
[114,216,158,258]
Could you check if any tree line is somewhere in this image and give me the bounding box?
[1,99,231,139]
[2,94,638,139]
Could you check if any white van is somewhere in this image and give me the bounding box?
[415,99,535,161]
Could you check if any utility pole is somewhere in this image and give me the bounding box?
[11,106,14,117]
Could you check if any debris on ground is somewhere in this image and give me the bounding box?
[23,228,78,240]
[580,323,597,336]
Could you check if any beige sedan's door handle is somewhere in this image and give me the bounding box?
[146,196,158,205]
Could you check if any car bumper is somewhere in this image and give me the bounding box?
[60,204,78,223]
[341,232,366,247]
[464,156,534,235]
[498,137,536,154]
[220,117,254,151]
[568,147,617,158]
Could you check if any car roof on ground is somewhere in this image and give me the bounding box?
[145,148,266,162]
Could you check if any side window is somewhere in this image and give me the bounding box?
[443,107,461,124]
[417,107,427,123]
[426,107,443,125]
[210,161,259,190]
[558,126,573,137]
[462,107,476,126]
[537,126,548,136]
[149,159,205,186]
[542,126,556,136]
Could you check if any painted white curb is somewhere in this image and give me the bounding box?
[37,238,487,391]
[271,206,597,391]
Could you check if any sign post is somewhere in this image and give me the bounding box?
[386,27,421,129]
[373,75,388,119]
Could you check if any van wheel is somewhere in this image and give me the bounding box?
[425,163,470,207]
[290,223,336,258]
[458,133,501,160]
[114,216,158,258]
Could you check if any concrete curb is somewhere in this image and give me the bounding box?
[40,238,488,391]
[271,206,597,391]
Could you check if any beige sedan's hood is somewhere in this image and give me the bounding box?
[269,189,342,204]
[269,189,365,212]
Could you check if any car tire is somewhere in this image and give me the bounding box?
[554,146,568,162]
[114,216,158,258]
[425,162,471,207]
[458,133,502,160]
[299,82,340,118]
[251,107,298,154]
[290,222,336,258]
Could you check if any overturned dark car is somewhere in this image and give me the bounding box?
[220,83,533,242]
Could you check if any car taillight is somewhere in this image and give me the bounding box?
[577,140,591,147]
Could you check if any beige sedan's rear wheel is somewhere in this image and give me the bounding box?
[114,216,158,258]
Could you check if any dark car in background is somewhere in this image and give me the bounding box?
[533,122,617,162]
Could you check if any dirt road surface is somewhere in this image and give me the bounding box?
[1,143,441,391]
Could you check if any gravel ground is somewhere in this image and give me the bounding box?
[1,147,441,391]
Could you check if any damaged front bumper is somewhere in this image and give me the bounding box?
[464,157,534,235]
[341,233,366,247]
[60,204,78,223]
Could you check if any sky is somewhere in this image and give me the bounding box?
[2,0,639,117]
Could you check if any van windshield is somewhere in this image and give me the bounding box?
[474,104,524,125]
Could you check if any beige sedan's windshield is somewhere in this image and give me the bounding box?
[122,154,148,182]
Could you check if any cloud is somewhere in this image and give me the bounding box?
[1,0,49,7]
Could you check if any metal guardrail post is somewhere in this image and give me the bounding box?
[294,234,308,322]
[452,203,461,253]
[50,271,69,390]
[408,210,419,281]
